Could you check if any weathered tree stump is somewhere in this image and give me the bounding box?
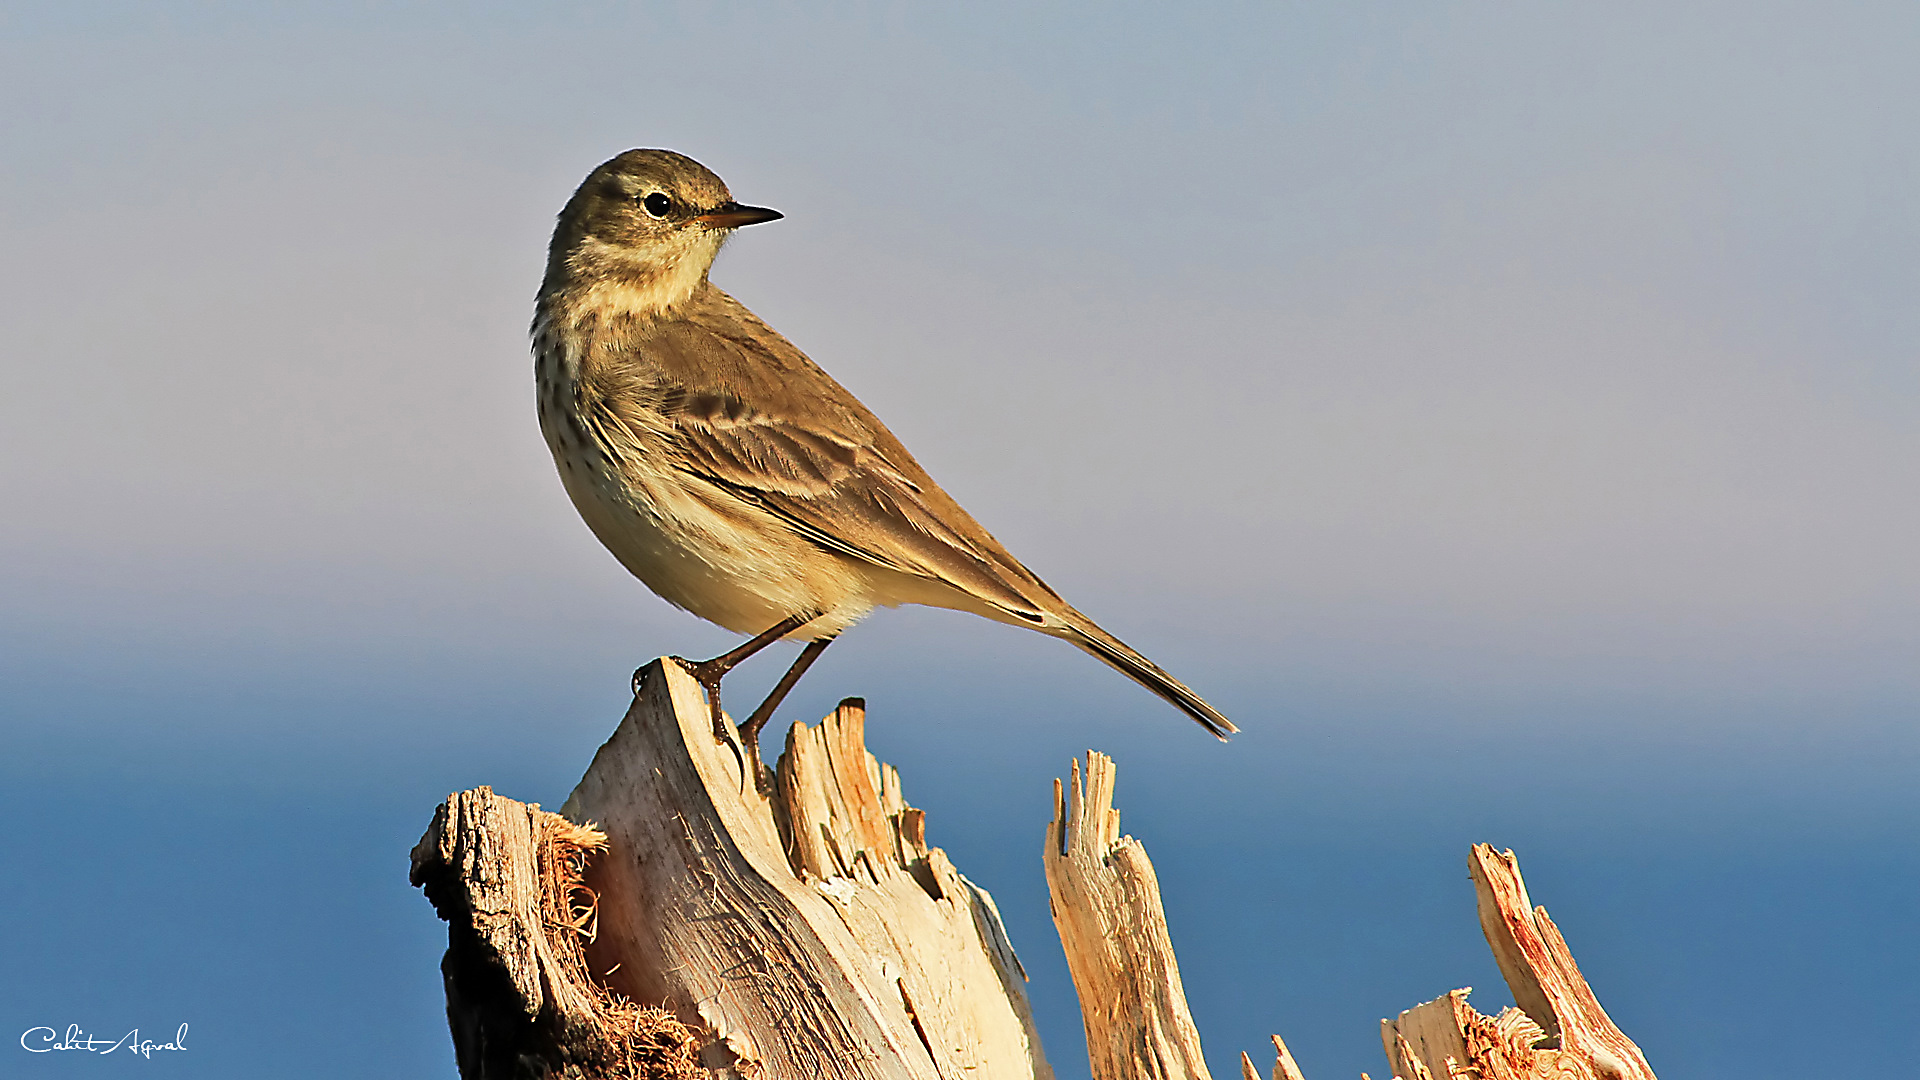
[414,658,1048,1080]
[409,787,700,1079]
[1375,846,1658,1080]
[412,663,1658,1080]
[1044,751,1211,1080]
[1040,756,1657,1080]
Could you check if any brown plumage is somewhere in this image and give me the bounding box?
[534,149,1235,741]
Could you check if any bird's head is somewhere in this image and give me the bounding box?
[542,149,782,315]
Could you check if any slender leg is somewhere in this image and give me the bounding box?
[686,612,815,679]
[659,611,817,738]
[740,636,836,753]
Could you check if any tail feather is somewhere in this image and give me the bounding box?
[1061,617,1237,740]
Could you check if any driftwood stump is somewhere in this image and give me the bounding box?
[410,787,701,1079]
[1045,752,1211,1079]
[1038,754,1655,1080]
[412,662,1658,1080]
[414,658,1047,1080]
[1375,846,1658,1080]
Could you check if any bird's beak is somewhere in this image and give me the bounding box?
[696,202,784,229]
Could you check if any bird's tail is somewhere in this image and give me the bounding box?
[1058,613,1237,740]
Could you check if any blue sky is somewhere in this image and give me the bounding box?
[2,4,1915,1077]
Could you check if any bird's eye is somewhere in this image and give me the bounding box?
[642,192,673,218]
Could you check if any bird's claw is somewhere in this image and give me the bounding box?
[670,656,733,745]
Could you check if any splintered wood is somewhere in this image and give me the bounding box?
[413,663,1660,1080]
[1241,1036,1308,1080]
[1373,845,1656,1080]
[1039,764,1657,1080]
[557,659,1048,1080]
[409,786,700,1079]
[1045,751,1212,1080]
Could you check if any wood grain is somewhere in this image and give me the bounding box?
[559,658,1050,1080]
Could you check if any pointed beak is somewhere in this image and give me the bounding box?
[695,202,784,229]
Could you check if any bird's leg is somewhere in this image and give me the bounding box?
[667,612,816,740]
[739,636,837,779]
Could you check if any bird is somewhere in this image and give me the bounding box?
[532,149,1236,756]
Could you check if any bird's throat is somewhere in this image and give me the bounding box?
[554,235,719,324]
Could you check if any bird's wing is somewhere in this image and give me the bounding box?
[606,289,1064,624]
[584,285,1238,739]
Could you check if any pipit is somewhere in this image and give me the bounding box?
[534,149,1236,754]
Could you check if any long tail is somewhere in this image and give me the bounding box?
[1058,614,1237,740]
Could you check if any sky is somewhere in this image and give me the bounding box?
[1,3,1915,1077]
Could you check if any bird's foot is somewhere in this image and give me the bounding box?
[732,636,835,795]
[738,746,774,795]
[670,655,734,745]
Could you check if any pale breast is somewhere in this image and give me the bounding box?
[532,315,877,637]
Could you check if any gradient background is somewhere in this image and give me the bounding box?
[2,3,1915,1077]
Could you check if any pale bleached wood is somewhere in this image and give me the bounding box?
[1044,751,1212,1080]
[1239,1034,1305,1080]
[1383,990,1577,1080]
[558,658,1051,1080]
[416,676,1662,1080]
[1381,991,1474,1079]
[1466,844,1655,1080]
[410,786,700,1079]
[1266,1035,1307,1080]
[1377,846,1658,1080]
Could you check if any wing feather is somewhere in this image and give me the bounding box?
[599,285,1062,622]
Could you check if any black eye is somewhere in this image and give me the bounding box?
[642,192,672,218]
